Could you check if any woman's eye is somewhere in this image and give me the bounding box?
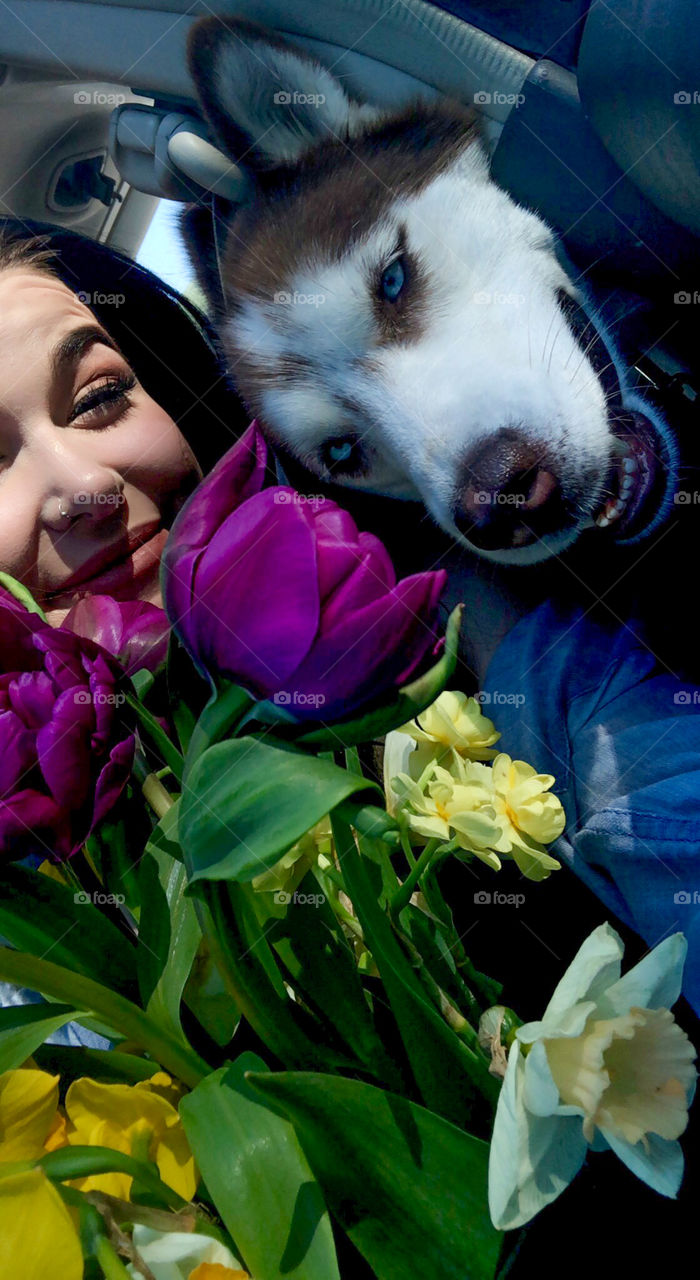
[379,256,406,302]
[69,372,136,425]
[320,436,363,476]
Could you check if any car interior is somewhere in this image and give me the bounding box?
[1,1,698,353]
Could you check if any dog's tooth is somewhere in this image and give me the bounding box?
[620,476,635,496]
[610,438,633,459]
[623,457,638,474]
[595,513,611,528]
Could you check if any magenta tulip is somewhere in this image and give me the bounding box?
[161,423,446,721]
[0,590,134,861]
[63,596,170,677]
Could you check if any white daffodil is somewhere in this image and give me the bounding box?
[126,1225,248,1279]
[488,923,697,1231]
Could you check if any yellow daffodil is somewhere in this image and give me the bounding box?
[65,1074,197,1201]
[252,816,333,897]
[392,751,563,880]
[384,690,499,814]
[126,1226,248,1279]
[472,753,563,881]
[399,690,501,766]
[0,1068,61,1160]
[0,1168,83,1280]
[391,765,505,870]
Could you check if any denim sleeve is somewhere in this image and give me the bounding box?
[482,601,700,1016]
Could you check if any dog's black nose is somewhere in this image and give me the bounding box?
[454,429,565,550]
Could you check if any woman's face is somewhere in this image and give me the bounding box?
[0,268,202,626]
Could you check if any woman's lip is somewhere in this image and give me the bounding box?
[44,526,168,602]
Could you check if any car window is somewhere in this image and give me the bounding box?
[136,197,208,312]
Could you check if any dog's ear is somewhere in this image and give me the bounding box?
[186,16,381,171]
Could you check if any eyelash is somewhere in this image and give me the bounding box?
[69,372,137,425]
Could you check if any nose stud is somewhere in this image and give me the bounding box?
[58,499,72,520]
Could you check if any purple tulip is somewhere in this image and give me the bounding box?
[0,590,135,861]
[63,596,170,677]
[161,422,447,721]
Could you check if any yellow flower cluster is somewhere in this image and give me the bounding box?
[385,691,565,881]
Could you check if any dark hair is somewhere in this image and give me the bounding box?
[0,217,249,474]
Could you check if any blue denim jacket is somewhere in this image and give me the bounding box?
[483,600,700,1016]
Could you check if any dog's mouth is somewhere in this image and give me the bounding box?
[591,411,667,539]
[558,289,673,545]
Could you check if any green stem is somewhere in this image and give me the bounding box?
[183,682,254,785]
[96,1236,133,1280]
[125,692,185,782]
[390,839,440,918]
[0,949,208,1088]
[141,772,176,821]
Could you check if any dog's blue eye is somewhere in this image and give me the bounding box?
[380,256,406,301]
[321,437,363,475]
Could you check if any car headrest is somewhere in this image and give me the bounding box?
[577,0,700,238]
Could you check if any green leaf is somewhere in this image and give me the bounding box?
[39,1145,186,1209]
[0,1003,84,1072]
[0,571,48,621]
[0,863,137,997]
[33,1045,162,1087]
[180,1054,339,1280]
[191,882,357,1073]
[331,816,498,1131]
[246,1070,502,1280]
[142,799,182,864]
[181,736,377,883]
[0,948,209,1088]
[124,692,185,782]
[263,604,463,749]
[137,838,201,1041]
[260,871,404,1089]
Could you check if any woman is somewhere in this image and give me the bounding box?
[0,216,249,1046]
[0,217,249,625]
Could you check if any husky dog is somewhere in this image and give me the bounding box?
[183,17,677,569]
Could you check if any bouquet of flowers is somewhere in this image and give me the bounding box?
[0,425,695,1280]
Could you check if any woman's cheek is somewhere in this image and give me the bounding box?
[110,403,201,512]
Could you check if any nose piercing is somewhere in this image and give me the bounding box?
[58,500,71,520]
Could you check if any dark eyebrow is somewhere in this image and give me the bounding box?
[50,324,123,379]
